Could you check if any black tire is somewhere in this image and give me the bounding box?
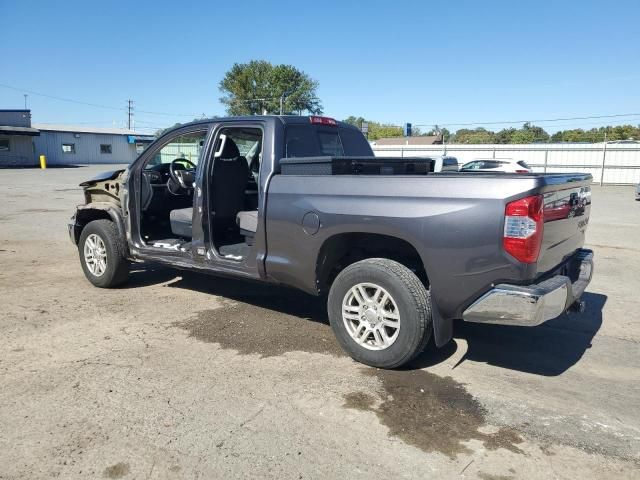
[327,258,432,369]
[78,219,129,288]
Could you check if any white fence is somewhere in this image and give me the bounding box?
[372,143,640,185]
[155,142,201,164]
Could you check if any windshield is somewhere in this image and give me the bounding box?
[146,132,207,168]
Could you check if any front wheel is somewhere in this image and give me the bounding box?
[327,258,432,369]
[78,219,129,288]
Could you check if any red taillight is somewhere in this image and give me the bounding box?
[503,195,544,263]
[310,116,337,126]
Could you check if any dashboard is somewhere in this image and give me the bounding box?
[143,163,172,184]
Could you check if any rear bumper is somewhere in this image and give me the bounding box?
[463,249,593,326]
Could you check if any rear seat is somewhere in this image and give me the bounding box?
[236,210,258,244]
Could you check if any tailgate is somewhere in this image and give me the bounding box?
[538,183,592,272]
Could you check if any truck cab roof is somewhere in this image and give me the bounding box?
[165,115,360,132]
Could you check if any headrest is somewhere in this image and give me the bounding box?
[220,137,241,159]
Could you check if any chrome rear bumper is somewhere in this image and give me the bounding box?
[463,249,594,326]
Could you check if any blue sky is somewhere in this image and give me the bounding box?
[2,0,639,133]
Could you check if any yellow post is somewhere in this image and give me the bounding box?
[39,155,47,169]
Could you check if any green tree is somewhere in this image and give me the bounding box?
[516,123,550,143]
[370,125,404,140]
[550,131,564,142]
[441,127,451,140]
[343,116,366,128]
[495,127,517,144]
[154,118,213,137]
[346,119,640,144]
[452,128,496,144]
[343,116,403,140]
[342,116,424,140]
[549,124,639,143]
[423,125,448,140]
[219,60,322,116]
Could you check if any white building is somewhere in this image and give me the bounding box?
[0,109,154,167]
[32,123,154,165]
[0,110,40,166]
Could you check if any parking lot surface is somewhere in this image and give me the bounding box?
[1,166,639,479]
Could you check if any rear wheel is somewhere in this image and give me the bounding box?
[78,219,129,288]
[327,258,432,369]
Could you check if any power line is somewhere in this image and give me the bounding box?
[0,82,207,118]
[36,120,128,125]
[532,116,640,130]
[413,112,640,128]
[134,107,209,117]
[0,82,127,111]
[134,119,170,126]
[2,81,638,130]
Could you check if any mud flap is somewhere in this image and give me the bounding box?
[432,300,454,347]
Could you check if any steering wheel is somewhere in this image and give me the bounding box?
[168,158,197,194]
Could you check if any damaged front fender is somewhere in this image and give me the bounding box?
[69,168,128,248]
[68,203,127,255]
[79,169,125,206]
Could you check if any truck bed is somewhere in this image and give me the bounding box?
[264,171,592,321]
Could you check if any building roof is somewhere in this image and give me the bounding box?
[0,125,40,136]
[373,135,443,146]
[32,123,155,137]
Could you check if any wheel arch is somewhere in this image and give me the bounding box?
[315,231,453,348]
[315,232,428,294]
[71,203,127,253]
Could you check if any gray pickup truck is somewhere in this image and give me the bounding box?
[69,115,594,368]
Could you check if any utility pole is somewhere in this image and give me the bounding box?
[127,99,134,130]
[23,94,28,109]
[279,90,294,115]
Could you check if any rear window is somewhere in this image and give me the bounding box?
[317,131,343,156]
[483,161,503,169]
[443,157,458,167]
[284,125,373,158]
[336,127,373,155]
[517,160,531,169]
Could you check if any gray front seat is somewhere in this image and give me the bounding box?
[169,137,248,239]
[170,207,193,238]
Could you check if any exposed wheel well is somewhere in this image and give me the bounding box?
[316,233,428,293]
[72,207,124,247]
[77,209,111,224]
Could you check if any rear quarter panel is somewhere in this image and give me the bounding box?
[264,174,563,320]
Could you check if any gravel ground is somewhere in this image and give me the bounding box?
[0,166,638,479]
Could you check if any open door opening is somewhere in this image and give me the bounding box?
[208,127,263,260]
[139,130,207,251]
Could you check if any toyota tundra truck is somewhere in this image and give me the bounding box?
[68,115,594,369]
